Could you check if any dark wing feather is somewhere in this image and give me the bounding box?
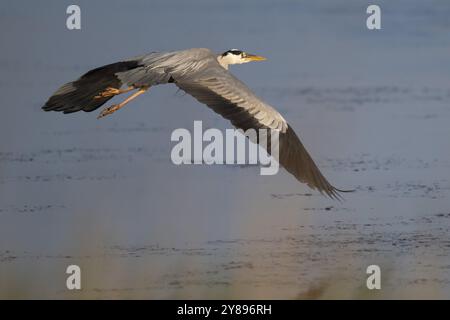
[43,61,141,113]
[176,68,349,199]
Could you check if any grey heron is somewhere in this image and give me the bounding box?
[43,48,352,199]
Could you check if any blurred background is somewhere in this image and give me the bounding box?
[0,0,450,299]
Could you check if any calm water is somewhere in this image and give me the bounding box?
[1,0,450,298]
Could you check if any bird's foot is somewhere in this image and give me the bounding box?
[94,87,120,99]
[97,104,121,119]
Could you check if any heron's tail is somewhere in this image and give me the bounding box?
[42,61,141,114]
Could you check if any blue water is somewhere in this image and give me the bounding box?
[0,0,450,298]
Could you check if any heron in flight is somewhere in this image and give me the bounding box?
[43,48,351,199]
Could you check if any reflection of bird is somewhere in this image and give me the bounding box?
[43,48,352,199]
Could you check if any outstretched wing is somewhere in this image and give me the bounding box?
[175,63,347,199]
[42,49,215,114]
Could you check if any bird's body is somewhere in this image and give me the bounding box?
[43,48,351,199]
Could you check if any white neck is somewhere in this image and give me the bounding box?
[217,54,245,70]
[217,55,230,70]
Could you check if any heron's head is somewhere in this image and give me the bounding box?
[218,49,266,69]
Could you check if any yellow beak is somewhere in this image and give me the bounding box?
[245,54,267,61]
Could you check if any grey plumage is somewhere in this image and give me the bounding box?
[43,48,351,199]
